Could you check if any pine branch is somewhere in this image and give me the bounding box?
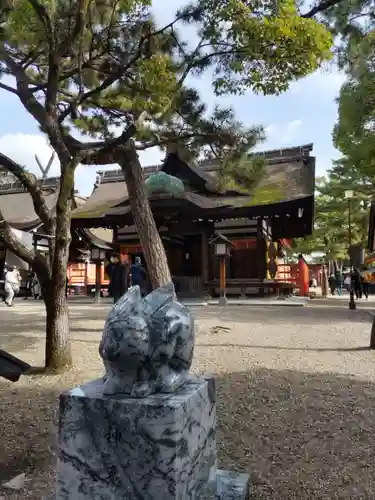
[0,152,52,232]
[0,81,18,95]
[4,53,73,163]
[27,0,53,44]
[78,123,137,164]
[302,0,345,18]
[57,0,88,55]
[134,131,222,151]
[0,210,36,266]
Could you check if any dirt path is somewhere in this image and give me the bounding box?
[0,301,374,499]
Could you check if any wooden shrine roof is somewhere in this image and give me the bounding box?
[72,144,315,227]
[0,176,60,230]
[70,227,113,262]
[0,166,114,255]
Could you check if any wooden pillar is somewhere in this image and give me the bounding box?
[84,261,88,296]
[94,261,101,304]
[218,256,228,305]
[298,255,309,297]
[321,264,328,298]
[33,234,38,253]
[113,226,119,252]
[32,234,38,271]
[265,239,271,280]
[201,229,209,296]
[257,219,266,296]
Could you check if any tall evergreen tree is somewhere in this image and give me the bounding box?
[293,168,370,263]
[325,0,375,183]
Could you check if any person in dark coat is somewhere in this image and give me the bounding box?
[360,273,369,299]
[131,256,146,295]
[328,274,336,296]
[335,270,343,296]
[107,253,129,303]
[352,268,362,299]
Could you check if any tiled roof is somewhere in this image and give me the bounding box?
[0,190,59,229]
[72,144,315,220]
[0,174,84,229]
[96,143,314,183]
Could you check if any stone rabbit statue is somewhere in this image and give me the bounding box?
[99,282,195,397]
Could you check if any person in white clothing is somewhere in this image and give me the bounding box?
[4,266,21,307]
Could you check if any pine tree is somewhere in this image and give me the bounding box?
[326,0,375,183]
[0,0,335,369]
[293,168,370,264]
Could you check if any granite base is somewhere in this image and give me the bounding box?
[56,377,216,499]
[215,470,249,499]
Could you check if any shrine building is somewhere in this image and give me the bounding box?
[71,143,315,297]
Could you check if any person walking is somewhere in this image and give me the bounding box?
[360,273,369,299]
[343,274,351,292]
[4,265,21,307]
[352,268,362,299]
[107,253,129,303]
[131,256,147,296]
[335,270,343,296]
[31,273,42,299]
[328,274,336,296]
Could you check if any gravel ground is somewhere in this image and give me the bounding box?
[0,299,375,499]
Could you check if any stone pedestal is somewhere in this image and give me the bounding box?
[56,377,249,499]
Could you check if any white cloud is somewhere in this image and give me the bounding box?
[263,119,303,146]
[0,133,165,197]
[287,119,302,131]
[289,67,346,97]
[0,133,61,176]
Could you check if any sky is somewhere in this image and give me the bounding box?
[0,0,346,197]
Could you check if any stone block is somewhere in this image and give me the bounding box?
[196,469,250,500]
[215,470,250,499]
[56,376,216,500]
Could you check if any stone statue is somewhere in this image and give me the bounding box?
[99,282,195,398]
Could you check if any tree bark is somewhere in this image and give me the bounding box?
[118,141,171,289]
[44,164,75,370]
[44,283,71,370]
[370,315,375,350]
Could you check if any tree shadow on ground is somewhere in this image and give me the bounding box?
[0,381,59,499]
[0,319,104,337]
[215,369,375,500]
[0,368,374,499]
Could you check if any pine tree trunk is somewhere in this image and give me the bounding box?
[119,143,171,289]
[45,281,71,370]
[370,315,375,350]
[44,165,74,370]
[321,265,328,298]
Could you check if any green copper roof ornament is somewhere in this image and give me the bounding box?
[145,171,185,197]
